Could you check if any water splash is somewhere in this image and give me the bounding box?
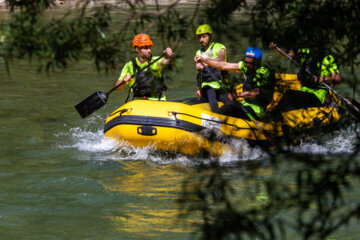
[56,126,156,160]
[288,125,359,155]
[55,123,266,163]
[221,138,267,162]
[57,119,357,163]
[64,127,119,152]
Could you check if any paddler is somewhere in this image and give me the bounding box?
[269,37,341,111]
[195,47,276,120]
[194,20,233,113]
[115,33,175,101]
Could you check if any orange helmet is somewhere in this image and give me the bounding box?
[132,34,153,48]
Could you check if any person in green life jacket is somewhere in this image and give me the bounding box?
[269,40,341,111]
[116,33,175,101]
[194,21,233,113]
[195,47,276,120]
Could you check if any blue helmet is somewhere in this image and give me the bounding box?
[244,47,262,64]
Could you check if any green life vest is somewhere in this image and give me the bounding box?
[239,62,275,118]
[297,48,339,104]
[130,57,167,101]
[196,42,227,89]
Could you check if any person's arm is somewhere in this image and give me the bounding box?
[195,56,241,73]
[216,48,226,61]
[317,56,341,85]
[329,72,341,84]
[115,74,131,91]
[160,47,175,65]
[233,88,260,99]
[269,42,296,58]
[227,88,260,101]
[319,73,341,85]
[194,46,226,70]
[115,62,133,91]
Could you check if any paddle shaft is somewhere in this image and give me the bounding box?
[198,61,274,144]
[75,53,166,118]
[275,46,360,113]
[107,54,165,95]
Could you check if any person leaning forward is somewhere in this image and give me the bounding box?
[116,33,175,101]
[195,47,276,120]
[269,40,341,111]
[194,23,233,113]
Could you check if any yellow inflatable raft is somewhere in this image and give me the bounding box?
[104,74,341,156]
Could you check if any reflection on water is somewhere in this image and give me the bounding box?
[102,160,197,238]
[54,121,360,239]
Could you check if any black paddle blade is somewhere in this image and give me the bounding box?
[75,91,109,118]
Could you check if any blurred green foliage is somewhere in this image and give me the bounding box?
[2,0,359,73]
[203,0,360,69]
[179,143,360,239]
[1,0,195,72]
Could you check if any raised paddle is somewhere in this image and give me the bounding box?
[274,46,360,119]
[198,60,275,145]
[75,54,165,118]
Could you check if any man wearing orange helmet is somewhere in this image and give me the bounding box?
[116,33,174,101]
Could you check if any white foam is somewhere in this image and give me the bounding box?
[55,122,358,163]
[56,127,117,152]
[288,125,359,155]
[220,138,267,162]
[56,124,266,163]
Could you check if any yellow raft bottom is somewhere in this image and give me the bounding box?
[105,124,229,156]
[104,74,341,156]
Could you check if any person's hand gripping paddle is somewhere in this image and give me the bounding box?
[75,54,164,118]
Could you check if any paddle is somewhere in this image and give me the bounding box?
[345,97,360,119]
[198,61,275,145]
[75,54,165,118]
[274,46,360,119]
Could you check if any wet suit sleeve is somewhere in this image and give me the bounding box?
[320,55,339,77]
[253,66,271,88]
[238,61,247,74]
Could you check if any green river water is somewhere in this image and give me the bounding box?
[1,9,360,240]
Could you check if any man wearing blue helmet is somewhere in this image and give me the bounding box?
[195,47,275,120]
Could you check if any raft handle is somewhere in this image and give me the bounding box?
[137,126,157,136]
